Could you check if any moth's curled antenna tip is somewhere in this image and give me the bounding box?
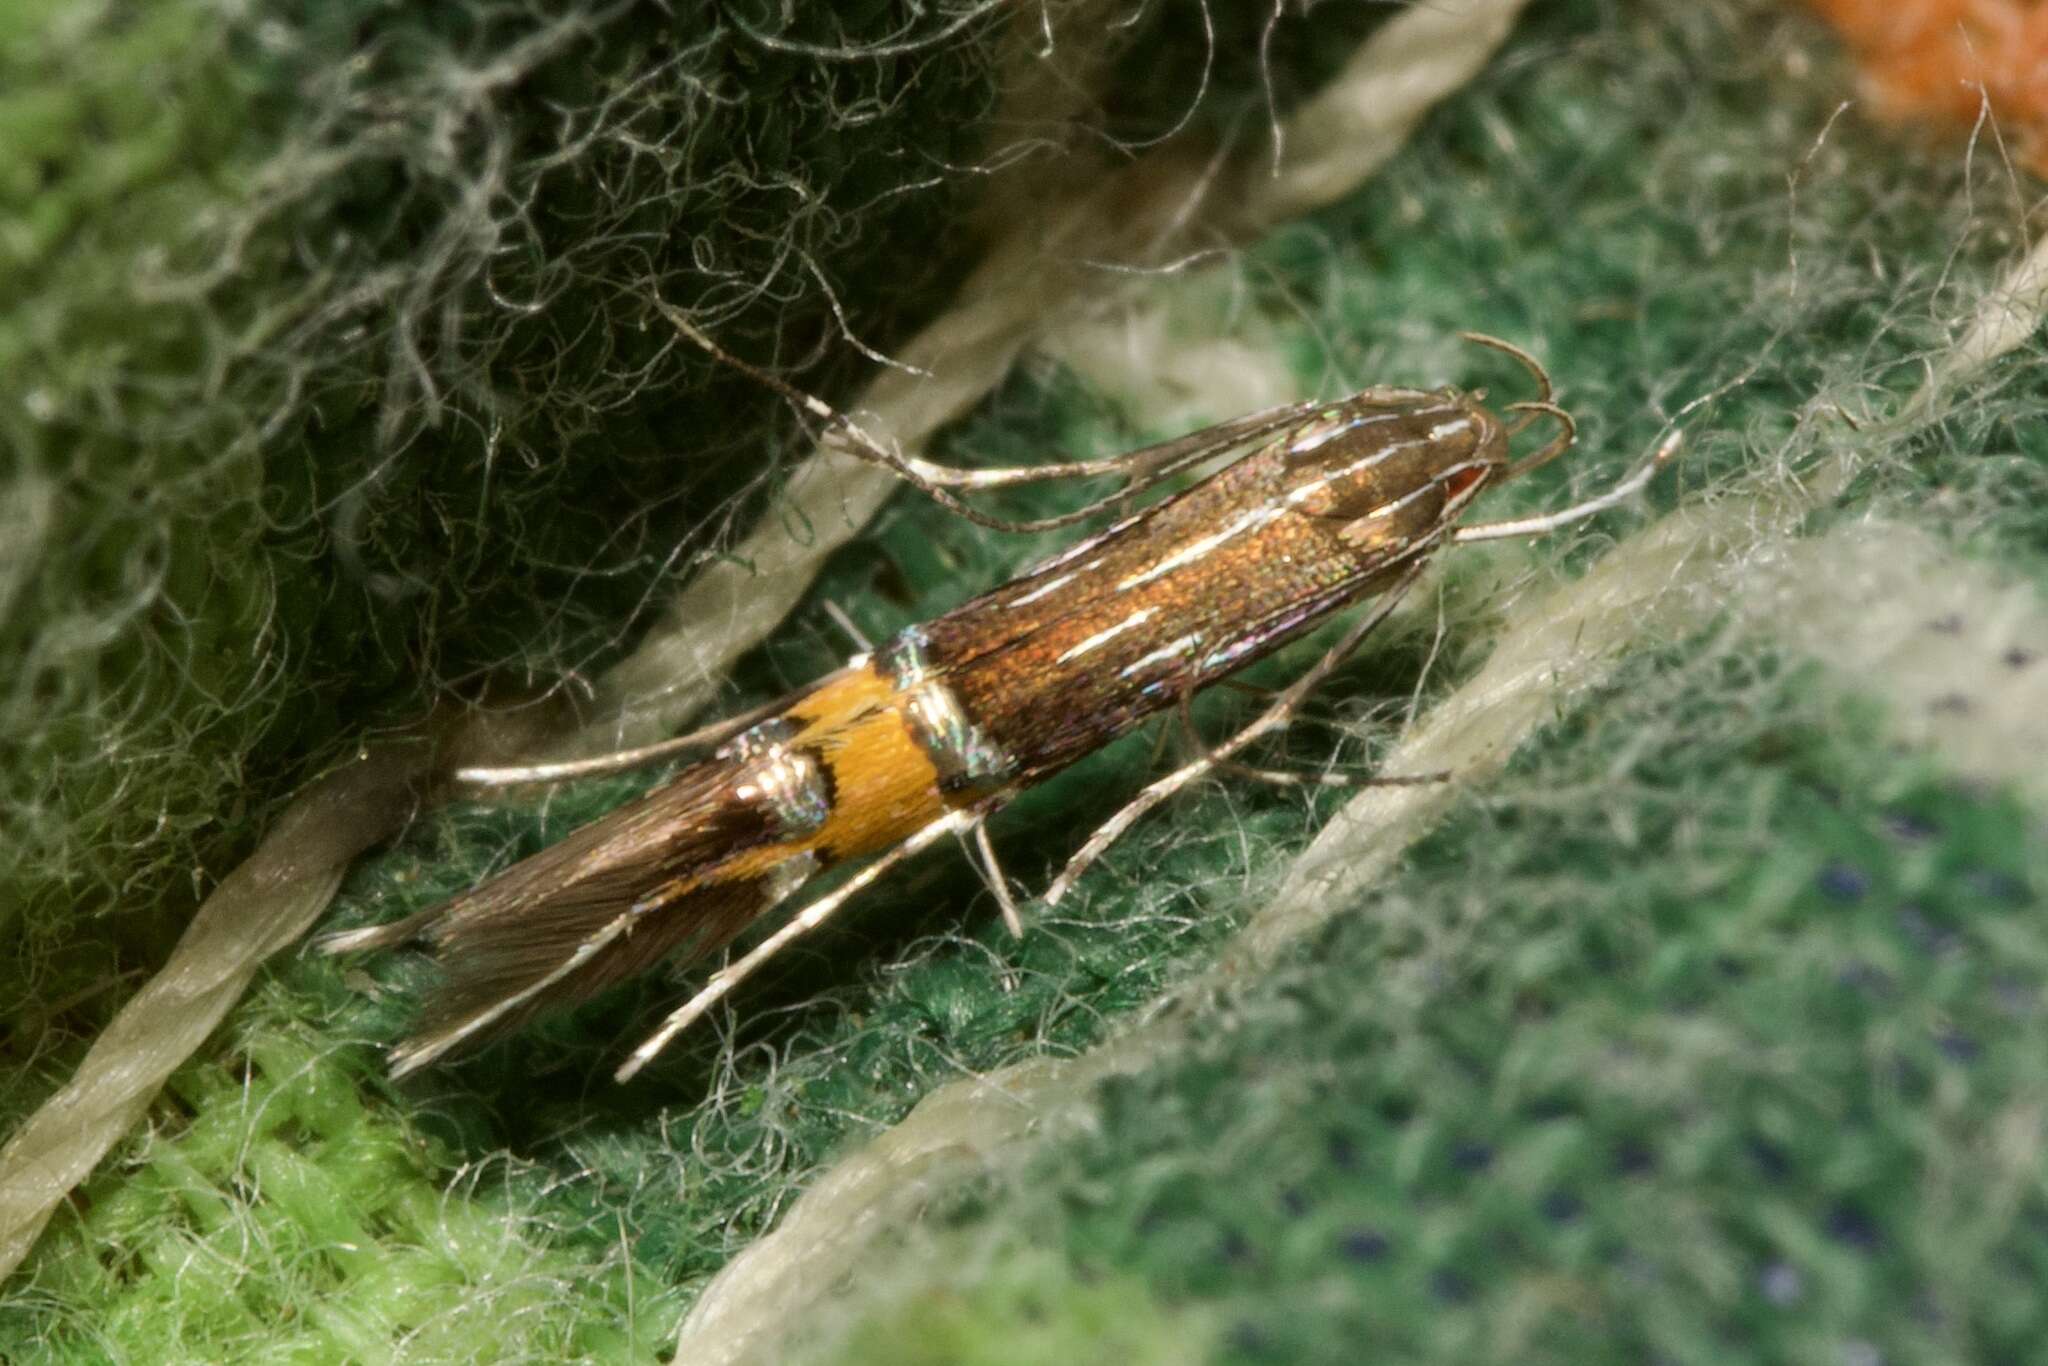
[1454,332,1555,405]
[1502,397,1574,439]
[1500,400,1577,480]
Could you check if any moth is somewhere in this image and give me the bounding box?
[322,318,1677,1080]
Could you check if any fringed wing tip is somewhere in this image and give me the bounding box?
[338,745,817,1077]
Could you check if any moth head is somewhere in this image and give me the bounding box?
[1280,335,1575,552]
[1278,388,1515,551]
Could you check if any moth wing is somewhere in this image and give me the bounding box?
[381,752,813,1074]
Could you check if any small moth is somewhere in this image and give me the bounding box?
[323,322,1678,1080]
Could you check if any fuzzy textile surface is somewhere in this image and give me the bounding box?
[3,2,2046,1363]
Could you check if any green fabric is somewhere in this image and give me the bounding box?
[7,1,2046,1362]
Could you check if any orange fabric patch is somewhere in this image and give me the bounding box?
[1805,1,2048,177]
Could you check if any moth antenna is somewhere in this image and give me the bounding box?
[1499,400,1577,479]
[1456,331,1555,405]
[1451,334,1576,476]
[656,298,1334,535]
[962,818,1024,938]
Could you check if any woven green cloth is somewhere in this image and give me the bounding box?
[6,1,2045,1362]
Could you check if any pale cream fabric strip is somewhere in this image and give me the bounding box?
[1745,520,2048,808]
[0,745,433,1277]
[673,1056,1128,1366]
[1924,231,2048,407]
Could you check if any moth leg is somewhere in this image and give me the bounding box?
[1454,430,1683,544]
[1174,677,1450,792]
[959,816,1025,938]
[614,806,984,1081]
[450,680,831,788]
[820,599,876,655]
[1042,562,1426,908]
[658,300,1330,535]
